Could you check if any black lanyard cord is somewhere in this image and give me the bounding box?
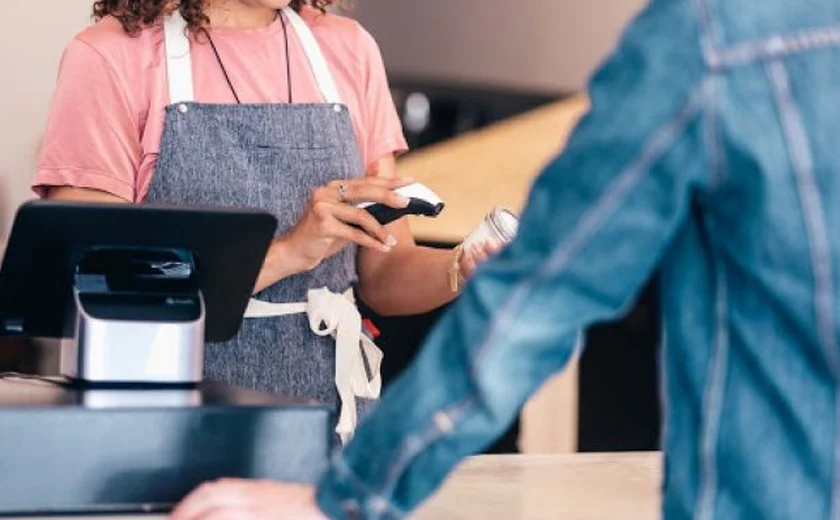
[202,10,293,105]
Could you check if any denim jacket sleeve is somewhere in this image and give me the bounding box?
[316,0,709,517]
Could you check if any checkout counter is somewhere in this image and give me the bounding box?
[0,97,664,519]
[11,453,663,520]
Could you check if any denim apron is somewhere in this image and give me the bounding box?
[146,8,381,443]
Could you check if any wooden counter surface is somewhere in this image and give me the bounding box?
[13,452,662,520]
[414,452,661,520]
[402,95,589,244]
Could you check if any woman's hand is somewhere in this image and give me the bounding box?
[287,176,414,267]
[458,238,505,282]
[255,176,414,291]
[168,480,327,520]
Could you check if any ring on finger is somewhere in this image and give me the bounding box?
[337,183,349,202]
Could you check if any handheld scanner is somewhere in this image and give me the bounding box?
[357,182,445,226]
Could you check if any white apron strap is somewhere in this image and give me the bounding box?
[281,7,343,105]
[163,10,195,104]
[244,289,382,444]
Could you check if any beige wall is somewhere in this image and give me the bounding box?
[352,0,647,92]
[0,0,92,250]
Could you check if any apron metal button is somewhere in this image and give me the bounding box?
[333,104,342,113]
[178,103,189,114]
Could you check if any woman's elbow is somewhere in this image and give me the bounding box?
[357,283,403,317]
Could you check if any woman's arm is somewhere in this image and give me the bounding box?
[358,220,456,316]
[357,156,492,316]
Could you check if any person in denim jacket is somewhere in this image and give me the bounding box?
[170,0,840,518]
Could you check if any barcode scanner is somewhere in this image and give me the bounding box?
[357,182,445,226]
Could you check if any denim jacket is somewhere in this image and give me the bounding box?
[317,0,840,518]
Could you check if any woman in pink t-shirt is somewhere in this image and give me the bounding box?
[34,0,498,442]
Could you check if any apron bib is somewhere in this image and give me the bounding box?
[147,8,380,443]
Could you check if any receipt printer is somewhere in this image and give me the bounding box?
[68,247,205,384]
[0,202,335,515]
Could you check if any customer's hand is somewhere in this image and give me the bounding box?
[169,480,327,520]
[283,176,414,271]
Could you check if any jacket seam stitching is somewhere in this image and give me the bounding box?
[378,398,477,500]
[331,454,410,519]
[536,87,704,282]
[765,58,840,519]
[472,86,704,404]
[689,0,721,67]
[694,242,730,520]
[710,26,840,70]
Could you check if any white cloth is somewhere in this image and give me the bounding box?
[245,289,383,444]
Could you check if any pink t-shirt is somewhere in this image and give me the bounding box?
[33,7,408,202]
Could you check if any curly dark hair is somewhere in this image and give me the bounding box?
[93,1,341,35]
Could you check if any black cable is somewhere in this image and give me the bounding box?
[204,29,242,105]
